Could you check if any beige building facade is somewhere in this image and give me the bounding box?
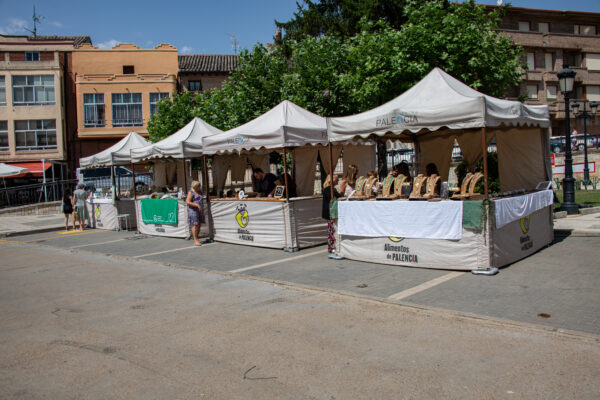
[0,35,89,166]
[178,54,238,93]
[72,43,178,159]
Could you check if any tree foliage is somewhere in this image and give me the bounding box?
[148,0,524,142]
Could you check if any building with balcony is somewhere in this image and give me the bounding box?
[0,34,91,177]
[494,6,600,137]
[178,54,238,92]
[71,43,178,160]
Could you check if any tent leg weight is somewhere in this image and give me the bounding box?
[471,267,499,276]
[284,247,299,253]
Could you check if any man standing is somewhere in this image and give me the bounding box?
[253,168,277,197]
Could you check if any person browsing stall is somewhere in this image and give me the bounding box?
[186,181,205,246]
[322,174,343,259]
[253,168,277,197]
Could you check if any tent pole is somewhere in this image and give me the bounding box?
[328,143,334,191]
[111,165,117,200]
[182,159,188,194]
[481,127,489,199]
[203,155,214,242]
[42,158,47,202]
[283,147,290,201]
[131,163,137,199]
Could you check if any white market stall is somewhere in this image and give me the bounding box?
[79,131,150,230]
[130,117,221,238]
[327,68,553,272]
[202,100,376,250]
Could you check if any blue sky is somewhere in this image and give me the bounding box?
[1,0,599,54]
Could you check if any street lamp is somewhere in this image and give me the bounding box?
[557,64,578,214]
[571,100,598,184]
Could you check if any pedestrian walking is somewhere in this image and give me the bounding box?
[186,181,205,246]
[72,183,90,230]
[62,189,74,231]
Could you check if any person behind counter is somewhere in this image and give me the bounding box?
[322,174,343,260]
[186,181,205,246]
[269,173,297,198]
[340,164,358,197]
[253,168,277,197]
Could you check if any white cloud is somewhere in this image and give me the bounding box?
[48,21,63,28]
[0,18,28,35]
[97,39,120,49]
[180,46,193,54]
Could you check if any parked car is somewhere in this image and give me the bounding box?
[78,167,153,192]
[550,136,566,154]
[571,134,599,151]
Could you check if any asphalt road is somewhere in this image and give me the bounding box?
[0,242,599,399]
[1,228,599,336]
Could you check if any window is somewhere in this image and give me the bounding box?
[83,93,105,127]
[0,76,5,106]
[518,21,530,31]
[25,52,40,61]
[574,25,596,36]
[111,93,143,127]
[12,75,55,106]
[546,86,557,99]
[188,80,202,91]
[586,53,600,71]
[545,53,554,71]
[14,119,57,151]
[526,85,538,99]
[526,52,535,70]
[538,22,549,34]
[149,92,169,115]
[0,121,8,151]
[587,86,600,102]
[123,65,134,74]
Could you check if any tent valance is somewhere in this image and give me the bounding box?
[130,117,223,163]
[202,100,328,155]
[327,68,550,142]
[80,131,150,168]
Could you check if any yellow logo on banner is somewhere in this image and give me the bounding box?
[235,204,249,228]
[389,236,404,242]
[520,216,530,234]
[95,205,101,219]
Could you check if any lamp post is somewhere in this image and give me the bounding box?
[557,64,578,214]
[571,100,598,184]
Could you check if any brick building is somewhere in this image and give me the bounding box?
[494,6,600,137]
[0,34,91,178]
[178,54,238,92]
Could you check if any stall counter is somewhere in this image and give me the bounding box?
[87,198,137,230]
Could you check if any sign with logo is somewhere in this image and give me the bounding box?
[375,110,419,129]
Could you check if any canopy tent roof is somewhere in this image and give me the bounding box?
[80,132,150,168]
[0,163,29,178]
[130,117,223,163]
[202,100,328,155]
[327,67,550,142]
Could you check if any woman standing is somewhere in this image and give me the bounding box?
[72,183,89,230]
[339,164,358,197]
[62,189,74,231]
[322,174,342,259]
[186,181,205,246]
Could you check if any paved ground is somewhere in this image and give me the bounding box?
[1,243,599,399]
[1,226,599,336]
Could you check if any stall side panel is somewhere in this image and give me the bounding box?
[289,197,328,249]
[135,199,190,238]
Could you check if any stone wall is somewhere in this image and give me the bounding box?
[0,201,62,216]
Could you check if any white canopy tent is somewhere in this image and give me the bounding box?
[80,132,150,168]
[327,67,552,192]
[130,117,223,162]
[0,163,28,178]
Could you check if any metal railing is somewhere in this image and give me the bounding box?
[0,179,77,209]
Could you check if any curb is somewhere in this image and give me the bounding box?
[0,226,64,238]
[554,228,600,237]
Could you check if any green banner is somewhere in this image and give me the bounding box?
[462,200,484,230]
[140,198,178,225]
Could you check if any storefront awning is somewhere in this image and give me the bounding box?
[5,162,52,178]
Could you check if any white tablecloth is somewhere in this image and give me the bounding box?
[338,200,463,240]
[494,190,553,229]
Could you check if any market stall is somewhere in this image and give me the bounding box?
[130,117,222,238]
[202,100,376,250]
[79,131,150,230]
[327,68,553,272]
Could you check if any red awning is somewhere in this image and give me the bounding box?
[5,162,52,178]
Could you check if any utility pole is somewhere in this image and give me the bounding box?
[25,5,43,37]
[229,33,239,54]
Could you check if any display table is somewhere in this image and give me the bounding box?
[337,191,553,271]
[135,198,209,239]
[209,196,328,250]
[87,198,137,230]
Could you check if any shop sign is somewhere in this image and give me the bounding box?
[519,215,532,251]
[383,237,419,264]
[235,203,254,242]
[375,110,419,128]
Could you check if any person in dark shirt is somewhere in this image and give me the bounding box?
[253,168,277,197]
